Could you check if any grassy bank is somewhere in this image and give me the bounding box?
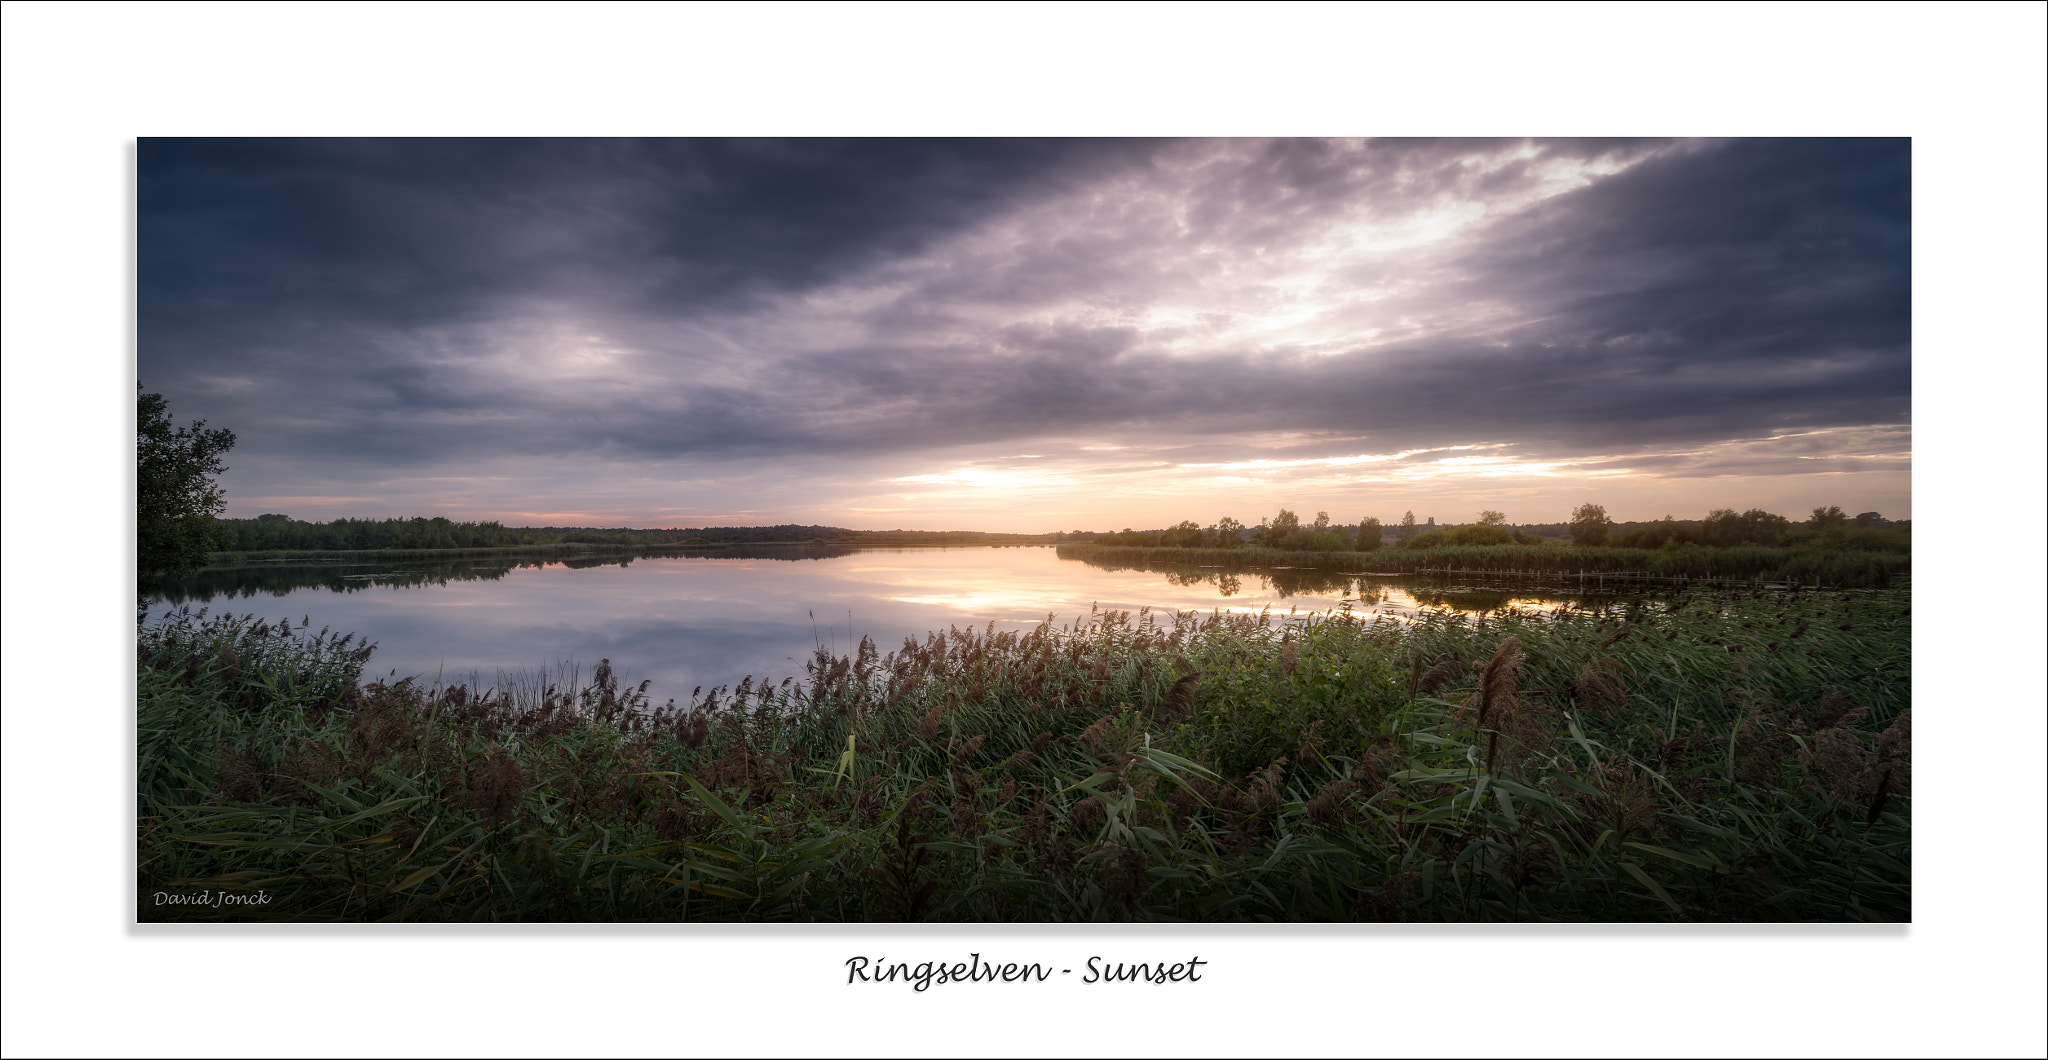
[1059,542,1910,588]
[138,586,1909,922]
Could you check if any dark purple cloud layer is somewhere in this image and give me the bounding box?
[138,138,1909,525]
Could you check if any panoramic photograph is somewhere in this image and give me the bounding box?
[135,136,1911,923]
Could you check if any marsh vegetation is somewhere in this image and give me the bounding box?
[139,581,1909,923]
[1069,504,1910,588]
[1061,542,1909,589]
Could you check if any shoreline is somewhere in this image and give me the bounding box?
[200,538,1059,569]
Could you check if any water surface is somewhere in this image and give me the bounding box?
[146,545,1588,703]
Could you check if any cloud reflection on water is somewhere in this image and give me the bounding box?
[147,546,1583,704]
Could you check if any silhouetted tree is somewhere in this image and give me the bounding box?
[1569,502,1610,546]
[1355,516,1382,552]
[1397,510,1418,542]
[138,385,236,583]
[1477,509,1506,526]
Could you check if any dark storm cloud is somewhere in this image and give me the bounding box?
[1421,138,1910,444]
[745,136,1908,459]
[140,137,1164,453]
[138,137,1909,519]
[141,138,1157,320]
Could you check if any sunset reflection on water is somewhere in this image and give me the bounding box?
[148,545,1585,705]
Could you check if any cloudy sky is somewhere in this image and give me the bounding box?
[139,137,1910,530]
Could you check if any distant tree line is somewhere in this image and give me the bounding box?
[219,515,552,552]
[1072,509,1453,552]
[1069,503,1910,554]
[212,506,1907,557]
[1566,503,1909,552]
[214,516,1056,553]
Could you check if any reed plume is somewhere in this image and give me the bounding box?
[1574,655,1633,718]
[1477,636,1525,732]
[1159,671,1201,719]
[1414,656,1460,697]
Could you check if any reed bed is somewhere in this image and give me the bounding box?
[1061,543,1910,588]
[137,585,1910,922]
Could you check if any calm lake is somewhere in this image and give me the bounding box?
[144,545,1586,704]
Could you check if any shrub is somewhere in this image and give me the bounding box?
[1404,524,1533,548]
